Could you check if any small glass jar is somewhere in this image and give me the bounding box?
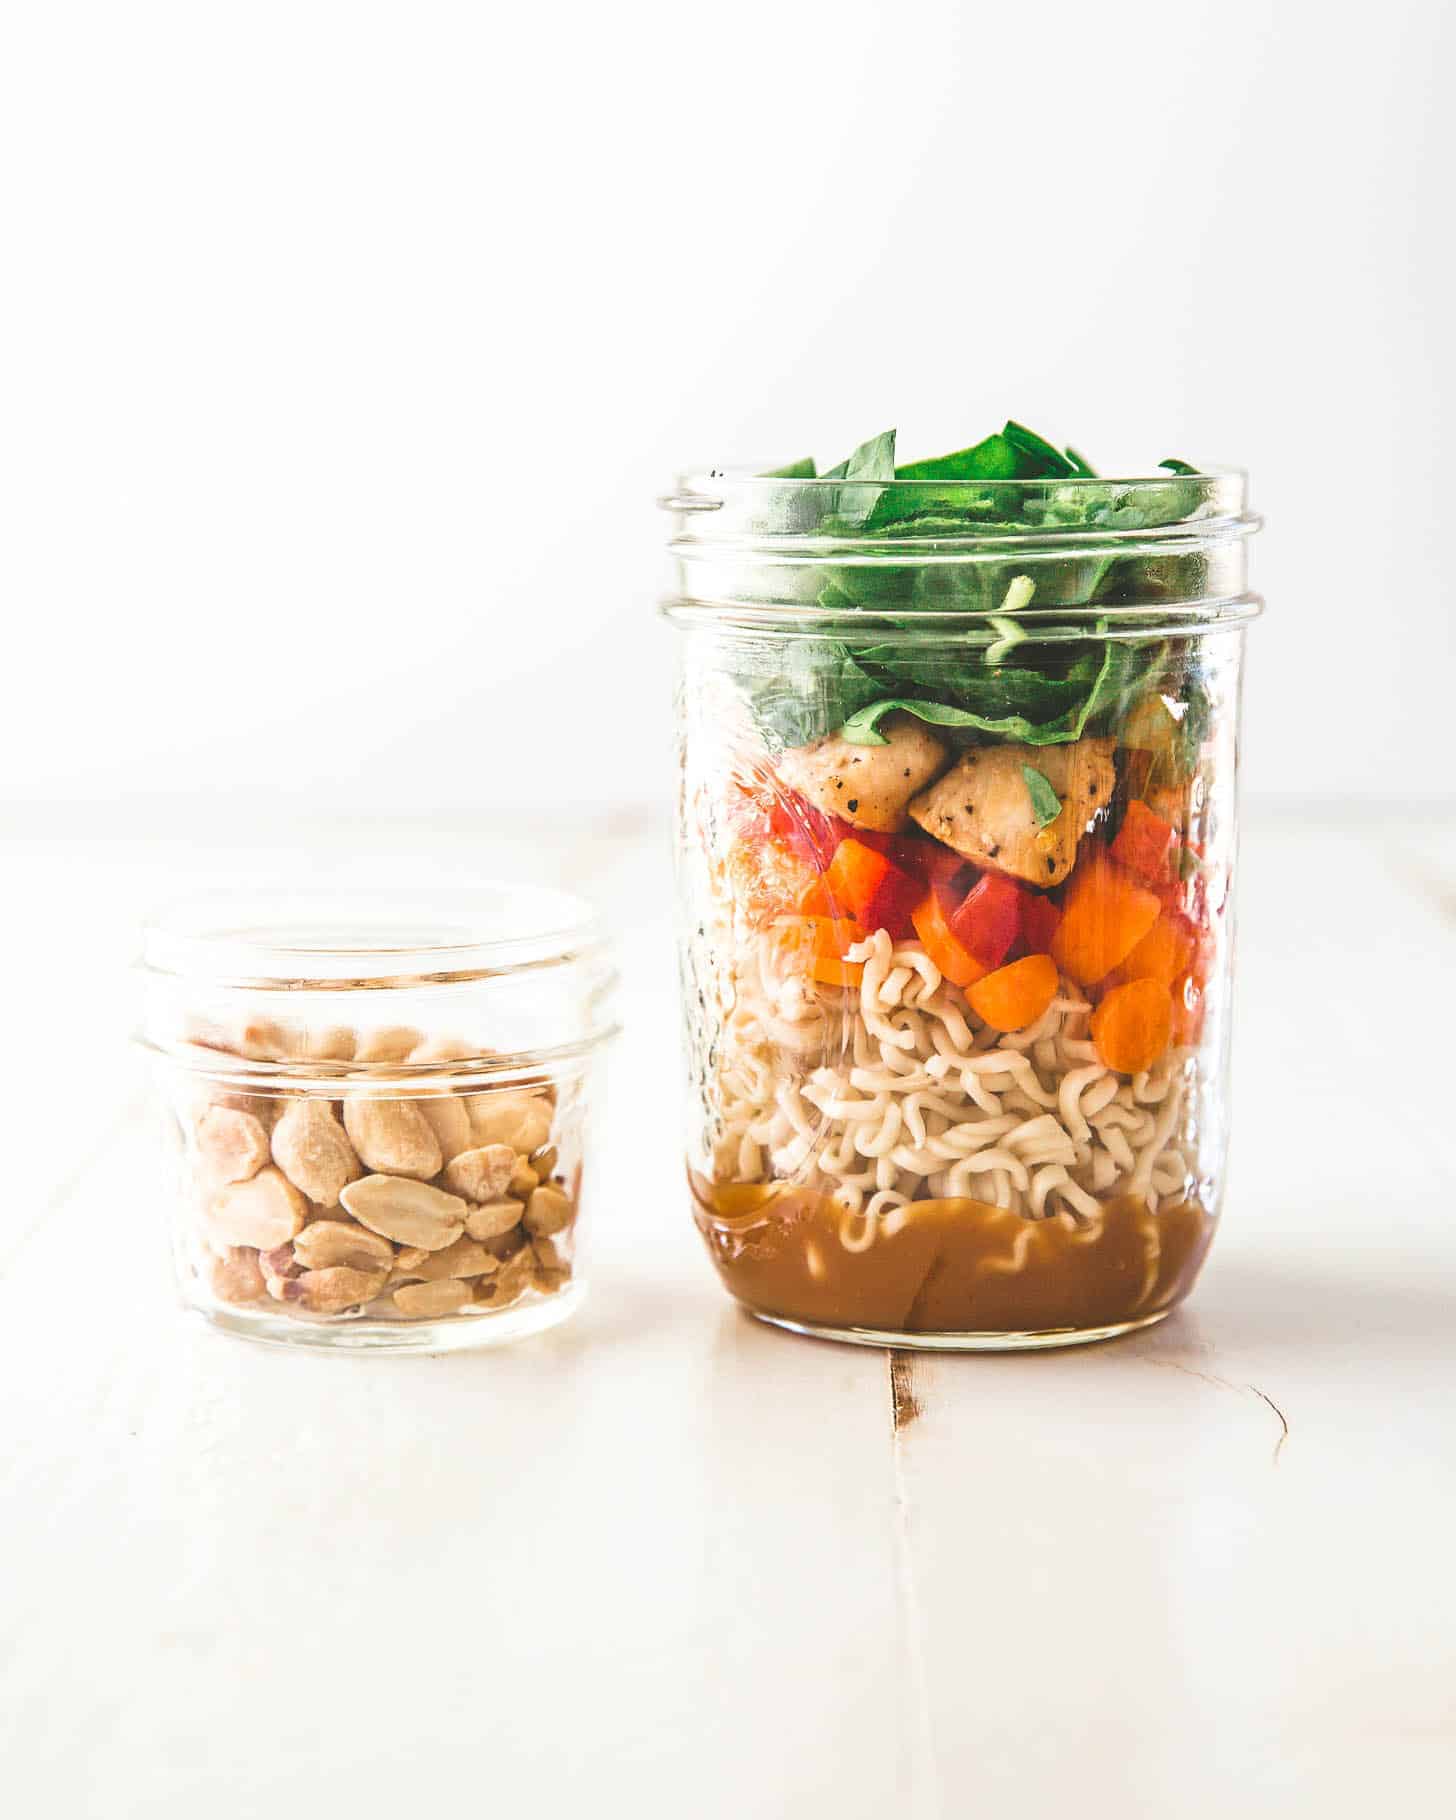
[137,888,619,1351]
[662,466,1261,1349]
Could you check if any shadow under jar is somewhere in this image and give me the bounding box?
[662,466,1261,1350]
[137,888,619,1352]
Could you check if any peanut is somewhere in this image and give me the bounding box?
[508,1160,540,1199]
[206,1247,267,1305]
[465,1091,552,1155]
[195,1106,271,1185]
[339,1175,466,1251]
[301,1025,356,1062]
[524,1185,573,1238]
[283,1266,389,1315]
[235,1017,299,1061]
[209,1167,307,1250]
[393,1246,429,1273]
[441,1144,515,1203]
[405,1238,500,1282]
[529,1145,558,1183]
[478,1245,534,1309]
[354,1026,422,1064]
[482,1224,528,1261]
[392,1279,472,1317]
[417,1095,472,1163]
[259,1241,303,1298]
[271,1099,363,1206]
[463,1198,524,1241]
[342,1099,442,1180]
[293,1219,395,1274]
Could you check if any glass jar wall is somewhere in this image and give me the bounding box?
[662,469,1260,1349]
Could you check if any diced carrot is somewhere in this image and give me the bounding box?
[910,893,988,989]
[1051,847,1162,986]
[967,953,1059,1033]
[1091,977,1173,1074]
[773,915,868,989]
[1169,971,1206,1047]
[796,876,831,916]
[1111,798,1179,887]
[1107,910,1196,990]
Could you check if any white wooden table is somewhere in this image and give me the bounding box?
[3,812,1453,1818]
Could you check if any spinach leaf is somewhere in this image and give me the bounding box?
[822,429,897,482]
[838,633,1137,749]
[1021,765,1062,828]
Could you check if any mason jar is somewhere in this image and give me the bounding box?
[137,888,619,1351]
[661,465,1261,1349]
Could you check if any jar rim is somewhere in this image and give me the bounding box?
[139,886,608,989]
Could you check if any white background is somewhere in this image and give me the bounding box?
[2,0,1453,825]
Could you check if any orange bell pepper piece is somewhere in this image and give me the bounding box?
[773,915,868,988]
[910,893,988,989]
[1110,798,1179,886]
[1107,909,1196,990]
[967,953,1059,1033]
[1051,847,1162,986]
[1091,977,1173,1074]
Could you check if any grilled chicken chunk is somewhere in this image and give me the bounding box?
[907,737,1116,886]
[778,713,950,833]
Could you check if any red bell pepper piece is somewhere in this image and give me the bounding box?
[767,793,844,870]
[1018,891,1062,957]
[821,838,919,938]
[948,872,1022,970]
[1110,799,1178,887]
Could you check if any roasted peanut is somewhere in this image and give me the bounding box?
[441,1144,515,1203]
[528,1145,558,1183]
[283,1266,389,1314]
[524,1185,573,1238]
[353,1026,422,1064]
[508,1160,539,1199]
[292,1219,395,1273]
[481,1223,528,1261]
[342,1099,442,1180]
[463,1198,524,1241]
[417,1095,472,1163]
[300,1025,356,1062]
[195,1106,271,1185]
[209,1167,307,1250]
[270,1099,363,1206]
[259,1241,303,1298]
[235,1016,316,1061]
[206,1247,267,1305]
[339,1175,466,1250]
[392,1279,473,1317]
[478,1244,534,1308]
[393,1246,429,1273]
[405,1237,500,1282]
[465,1091,552,1155]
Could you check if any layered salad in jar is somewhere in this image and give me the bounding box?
[677,423,1245,1344]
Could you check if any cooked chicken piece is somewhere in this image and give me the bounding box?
[907,737,1116,887]
[778,713,950,833]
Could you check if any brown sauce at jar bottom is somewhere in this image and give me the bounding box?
[689,1173,1212,1336]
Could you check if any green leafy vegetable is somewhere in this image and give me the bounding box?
[839,630,1130,749]
[1021,765,1063,828]
[822,429,897,482]
[724,421,1208,755]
